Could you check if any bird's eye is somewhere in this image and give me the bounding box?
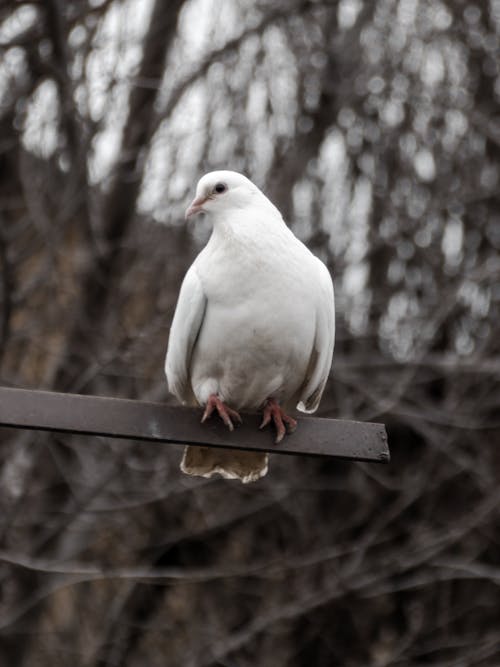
[213,182,227,194]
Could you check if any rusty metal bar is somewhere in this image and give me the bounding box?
[0,387,389,463]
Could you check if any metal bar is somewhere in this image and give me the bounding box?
[0,387,389,463]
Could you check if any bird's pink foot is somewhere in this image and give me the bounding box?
[201,394,242,431]
[260,398,297,443]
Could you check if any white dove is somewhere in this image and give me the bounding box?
[165,170,335,483]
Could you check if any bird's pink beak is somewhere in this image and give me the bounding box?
[185,195,208,219]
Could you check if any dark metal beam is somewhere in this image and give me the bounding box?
[0,387,389,463]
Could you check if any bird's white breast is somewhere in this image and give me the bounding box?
[190,216,320,410]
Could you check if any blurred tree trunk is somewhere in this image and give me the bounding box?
[0,2,186,665]
[52,0,186,391]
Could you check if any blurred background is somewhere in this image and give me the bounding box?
[0,0,499,665]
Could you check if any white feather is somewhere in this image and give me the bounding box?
[165,264,206,404]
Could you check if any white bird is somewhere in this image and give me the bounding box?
[165,170,334,483]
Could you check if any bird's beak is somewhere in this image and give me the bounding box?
[185,195,208,219]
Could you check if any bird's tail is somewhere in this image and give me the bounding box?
[180,445,268,483]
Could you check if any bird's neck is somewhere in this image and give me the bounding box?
[209,204,286,246]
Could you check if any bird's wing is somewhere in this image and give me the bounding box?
[297,260,335,413]
[165,264,207,404]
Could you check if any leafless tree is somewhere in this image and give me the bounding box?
[0,0,499,665]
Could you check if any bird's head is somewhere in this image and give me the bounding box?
[185,170,264,220]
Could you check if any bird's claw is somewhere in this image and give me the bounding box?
[201,395,242,431]
[260,398,297,443]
